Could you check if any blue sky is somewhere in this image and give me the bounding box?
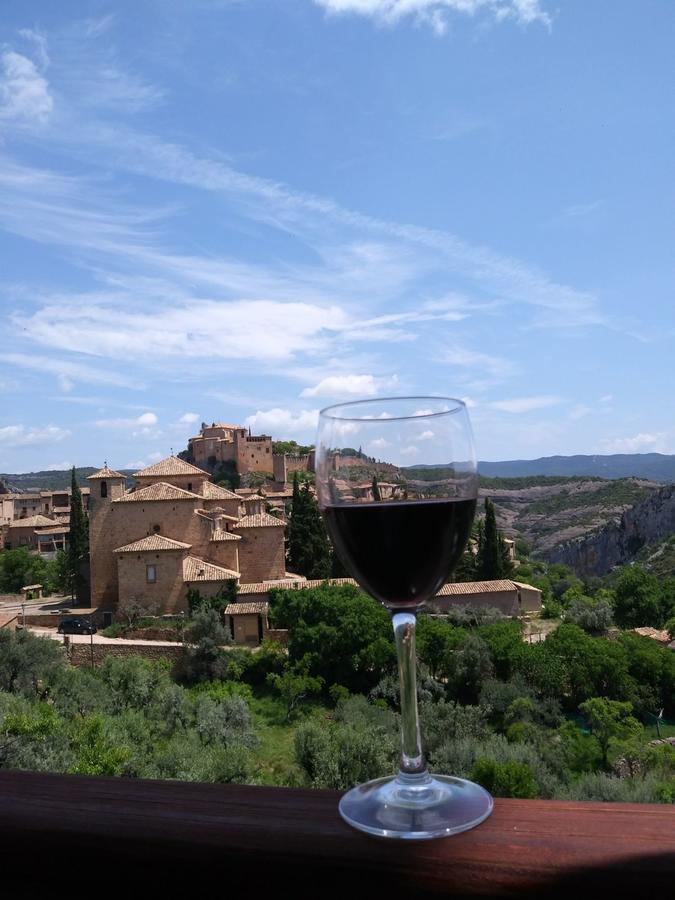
[1,0,674,472]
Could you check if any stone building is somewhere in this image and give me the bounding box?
[188,422,273,475]
[428,580,542,616]
[88,456,289,613]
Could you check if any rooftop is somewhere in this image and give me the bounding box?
[210,530,242,542]
[238,577,355,594]
[88,465,126,480]
[114,535,192,554]
[8,515,55,528]
[436,580,528,596]
[224,601,269,615]
[233,513,285,529]
[133,455,209,478]
[114,483,202,503]
[183,556,240,582]
[201,482,241,501]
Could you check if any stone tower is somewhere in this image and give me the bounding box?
[87,465,126,606]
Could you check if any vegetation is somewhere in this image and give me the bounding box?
[286,473,332,579]
[66,466,90,605]
[272,440,313,456]
[0,548,66,596]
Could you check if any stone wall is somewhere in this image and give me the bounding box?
[235,434,273,475]
[117,549,188,614]
[68,642,185,667]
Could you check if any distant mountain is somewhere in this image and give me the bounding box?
[0,468,134,492]
[478,453,675,483]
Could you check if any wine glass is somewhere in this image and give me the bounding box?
[315,396,493,840]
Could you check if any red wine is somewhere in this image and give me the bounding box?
[323,498,476,609]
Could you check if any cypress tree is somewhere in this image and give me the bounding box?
[476,498,504,580]
[287,474,332,579]
[67,467,89,604]
[371,476,382,502]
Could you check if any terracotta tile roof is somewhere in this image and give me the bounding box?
[183,556,240,582]
[210,530,242,542]
[243,493,265,502]
[238,578,356,595]
[88,465,126,480]
[233,513,285,529]
[224,602,269,615]
[114,535,192,554]
[201,482,241,500]
[435,580,520,596]
[9,515,55,528]
[114,483,202,503]
[35,526,70,535]
[133,455,209,478]
[632,627,671,643]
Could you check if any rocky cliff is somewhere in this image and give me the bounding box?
[547,483,675,576]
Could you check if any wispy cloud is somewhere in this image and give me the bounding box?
[3,352,142,389]
[439,345,516,379]
[0,424,70,447]
[0,50,53,124]
[597,432,670,454]
[312,0,552,35]
[94,412,158,430]
[244,408,319,438]
[490,395,561,414]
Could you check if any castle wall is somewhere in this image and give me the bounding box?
[236,526,285,582]
[234,434,273,475]
[206,540,240,573]
[134,475,207,493]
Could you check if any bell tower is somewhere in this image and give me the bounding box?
[87,465,126,605]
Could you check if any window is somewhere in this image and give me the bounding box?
[101,481,108,498]
[187,483,192,492]
[146,565,157,583]
[153,524,161,533]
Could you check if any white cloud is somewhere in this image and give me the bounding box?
[301,374,398,398]
[598,433,669,454]
[179,413,200,424]
[125,451,163,469]
[562,201,601,219]
[312,0,552,34]
[245,408,319,438]
[370,437,390,449]
[401,445,419,456]
[0,50,53,124]
[58,374,74,393]
[418,430,435,440]
[599,394,613,403]
[490,395,562,414]
[46,461,73,471]
[0,424,70,447]
[568,404,592,420]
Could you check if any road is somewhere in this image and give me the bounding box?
[27,626,182,647]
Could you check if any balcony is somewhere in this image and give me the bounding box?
[0,771,673,897]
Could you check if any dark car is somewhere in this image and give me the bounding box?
[57,617,97,635]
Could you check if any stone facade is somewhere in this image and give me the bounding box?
[188,423,273,475]
[88,457,286,614]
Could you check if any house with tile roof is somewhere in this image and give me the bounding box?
[87,456,289,613]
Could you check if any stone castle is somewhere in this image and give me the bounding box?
[188,422,273,475]
[88,455,289,614]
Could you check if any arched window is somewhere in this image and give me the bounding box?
[101,481,108,498]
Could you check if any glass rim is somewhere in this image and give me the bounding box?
[318,395,467,423]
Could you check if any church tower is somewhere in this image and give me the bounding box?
[88,465,126,606]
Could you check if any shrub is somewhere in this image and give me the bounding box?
[471,757,539,799]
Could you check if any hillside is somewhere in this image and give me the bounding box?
[478,453,675,482]
[547,483,675,576]
[481,476,660,557]
[0,468,135,492]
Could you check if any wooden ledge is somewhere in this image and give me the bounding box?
[0,771,673,898]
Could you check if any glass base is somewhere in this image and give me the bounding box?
[338,772,493,840]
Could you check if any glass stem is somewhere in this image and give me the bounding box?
[392,611,428,779]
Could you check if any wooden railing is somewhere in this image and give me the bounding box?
[0,771,673,897]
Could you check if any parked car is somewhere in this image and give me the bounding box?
[57,617,97,635]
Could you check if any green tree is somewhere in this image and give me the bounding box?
[0,548,49,594]
[67,466,89,604]
[212,459,240,490]
[613,565,662,629]
[565,596,613,634]
[286,474,331,579]
[267,659,324,721]
[179,608,233,683]
[371,476,382,501]
[475,498,513,580]
[470,757,539,798]
[579,697,642,767]
[0,629,65,696]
